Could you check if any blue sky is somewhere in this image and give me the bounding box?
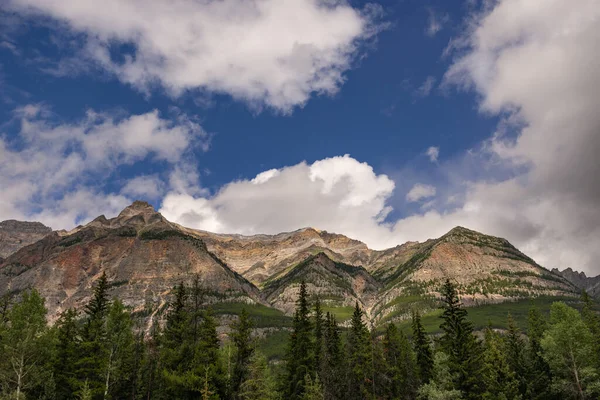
[1,0,599,274]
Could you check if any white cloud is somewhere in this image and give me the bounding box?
[0,106,204,228]
[121,175,165,199]
[414,76,437,97]
[426,8,449,37]
[160,155,398,245]
[160,0,600,279]
[7,0,380,112]
[406,183,437,202]
[426,146,439,162]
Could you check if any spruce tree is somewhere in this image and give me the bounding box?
[239,352,278,400]
[346,302,373,400]
[313,297,324,377]
[525,305,555,400]
[481,325,520,400]
[438,279,483,399]
[413,310,434,384]
[321,312,345,400]
[383,322,419,399]
[581,291,600,369]
[285,281,314,399]
[504,313,527,397]
[77,272,111,398]
[54,308,80,400]
[231,308,254,399]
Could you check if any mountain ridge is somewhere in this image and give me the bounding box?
[0,201,591,328]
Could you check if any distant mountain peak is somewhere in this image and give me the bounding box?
[117,200,156,218]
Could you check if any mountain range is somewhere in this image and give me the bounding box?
[0,201,594,333]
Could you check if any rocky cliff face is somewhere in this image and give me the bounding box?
[0,202,585,327]
[0,220,52,258]
[552,267,600,298]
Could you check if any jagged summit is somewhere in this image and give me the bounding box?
[117,200,156,218]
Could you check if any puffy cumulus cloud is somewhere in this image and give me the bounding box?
[429,0,600,274]
[160,155,400,247]
[0,105,206,228]
[7,0,380,112]
[406,183,436,202]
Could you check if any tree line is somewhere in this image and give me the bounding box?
[1,274,599,399]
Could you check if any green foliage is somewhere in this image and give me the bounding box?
[238,352,278,400]
[541,302,600,399]
[345,302,373,400]
[230,308,255,399]
[382,322,419,398]
[438,279,484,399]
[284,281,314,399]
[413,310,434,384]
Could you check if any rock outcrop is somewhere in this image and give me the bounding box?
[0,220,52,258]
[552,267,600,298]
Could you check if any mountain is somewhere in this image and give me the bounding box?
[0,219,52,259]
[552,267,600,298]
[0,201,583,329]
[0,201,262,326]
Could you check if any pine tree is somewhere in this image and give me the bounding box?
[382,322,419,399]
[540,302,600,399]
[313,297,324,377]
[346,302,373,400]
[54,308,80,400]
[438,279,483,399]
[320,312,345,400]
[413,310,434,384]
[504,314,527,397]
[301,374,324,400]
[525,304,555,400]
[581,291,600,369]
[239,352,278,400]
[285,281,314,399]
[231,308,254,399]
[481,325,520,399]
[77,272,111,398]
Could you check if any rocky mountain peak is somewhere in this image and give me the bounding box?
[0,219,53,258]
[117,201,156,218]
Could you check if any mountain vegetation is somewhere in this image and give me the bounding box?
[0,279,599,399]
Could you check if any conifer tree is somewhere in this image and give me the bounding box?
[285,281,314,399]
[239,352,278,400]
[313,297,324,377]
[504,314,527,397]
[77,272,111,398]
[54,308,80,400]
[231,308,254,399]
[301,374,324,400]
[382,322,419,399]
[346,302,373,400]
[525,304,555,400]
[413,310,434,384]
[581,291,600,369]
[438,279,483,399]
[320,312,345,400]
[481,325,520,399]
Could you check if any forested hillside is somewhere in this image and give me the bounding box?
[1,276,599,399]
